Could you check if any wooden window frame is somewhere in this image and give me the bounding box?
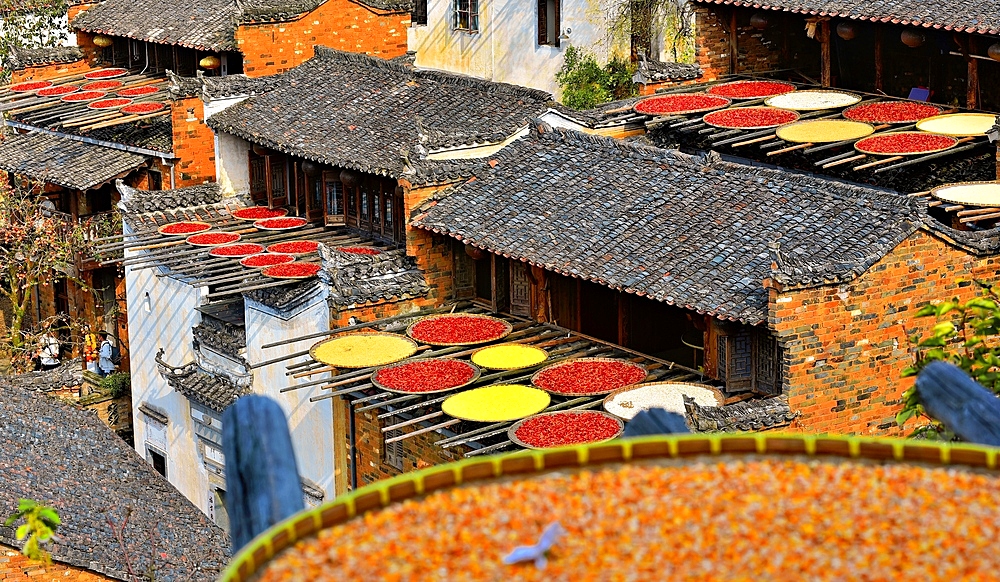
[324,172,345,226]
[454,0,479,31]
[413,0,428,25]
[717,325,782,395]
[538,0,560,46]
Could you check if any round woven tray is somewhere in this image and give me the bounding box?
[706,80,796,100]
[84,67,128,79]
[440,384,551,422]
[603,381,724,421]
[701,106,800,130]
[209,243,265,258]
[219,433,1000,582]
[633,93,731,116]
[406,313,513,346]
[157,221,211,236]
[254,217,308,231]
[775,119,874,143]
[239,253,295,269]
[530,357,648,396]
[507,409,625,450]
[930,181,1000,207]
[185,232,241,247]
[261,262,322,279]
[763,89,861,111]
[231,207,289,221]
[854,131,959,156]
[842,101,942,124]
[470,343,548,370]
[915,113,997,137]
[370,358,482,395]
[310,332,418,369]
[266,240,320,256]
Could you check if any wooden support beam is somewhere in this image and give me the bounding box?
[729,9,738,75]
[874,26,883,92]
[967,37,980,109]
[819,20,832,87]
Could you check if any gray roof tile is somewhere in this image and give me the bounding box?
[685,395,799,432]
[0,131,148,190]
[117,180,224,214]
[320,245,429,306]
[8,46,84,70]
[162,361,247,412]
[72,0,241,51]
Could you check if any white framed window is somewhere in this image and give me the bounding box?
[454,0,479,31]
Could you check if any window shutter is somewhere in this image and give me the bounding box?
[553,0,560,47]
[725,329,754,392]
[754,329,782,395]
[538,0,547,45]
[509,261,532,317]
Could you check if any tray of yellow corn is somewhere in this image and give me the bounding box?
[930,181,1000,207]
[915,113,997,137]
[470,343,548,370]
[775,119,874,143]
[440,384,551,422]
[309,332,418,369]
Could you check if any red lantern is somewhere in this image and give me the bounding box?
[836,22,856,41]
[750,13,769,30]
[901,29,925,48]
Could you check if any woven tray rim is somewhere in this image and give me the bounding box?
[185,232,241,247]
[239,253,295,269]
[633,93,732,116]
[370,357,483,394]
[440,384,551,422]
[156,220,212,236]
[231,207,289,221]
[915,112,997,136]
[603,381,725,421]
[774,119,874,143]
[470,343,549,370]
[530,357,649,396]
[930,180,1000,207]
[309,332,418,369]
[265,240,320,256]
[10,80,53,92]
[507,409,625,450]
[854,131,958,156]
[842,101,942,124]
[86,97,133,110]
[209,243,266,258]
[254,217,309,231]
[83,67,128,79]
[701,106,800,130]
[260,261,321,279]
[763,89,862,111]
[705,80,797,100]
[406,313,513,346]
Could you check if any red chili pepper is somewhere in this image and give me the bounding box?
[233,207,287,220]
[255,217,308,229]
[514,411,621,448]
[375,359,477,392]
[88,98,133,110]
[703,107,798,129]
[340,246,381,255]
[10,81,52,92]
[81,80,123,91]
[410,316,509,344]
[266,240,319,254]
[241,253,295,268]
[186,232,240,246]
[84,68,127,79]
[707,80,796,99]
[36,85,78,97]
[61,90,106,102]
[160,222,210,235]
[121,102,166,115]
[634,94,730,116]
[209,243,266,257]
[843,102,940,124]
[534,360,646,395]
[118,86,159,97]
[261,262,322,277]
[855,132,957,155]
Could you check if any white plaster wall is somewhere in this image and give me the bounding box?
[244,296,336,501]
[126,244,212,515]
[409,0,624,97]
[214,133,251,197]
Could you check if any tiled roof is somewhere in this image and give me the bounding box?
[0,379,229,580]
[117,180,225,214]
[8,46,83,70]
[207,47,553,178]
[320,245,430,307]
[685,395,799,432]
[412,124,919,325]
[244,280,324,312]
[0,131,148,190]
[10,358,84,392]
[167,70,284,99]
[239,0,327,21]
[193,319,246,359]
[641,58,702,82]
[693,0,1000,35]
[162,361,247,412]
[72,0,241,51]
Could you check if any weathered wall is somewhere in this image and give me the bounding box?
[772,229,1000,436]
[236,0,409,77]
[170,96,216,187]
[0,544,113,582]
[10,58,92,84]
[693,5,803,80]
[213,128,251,196]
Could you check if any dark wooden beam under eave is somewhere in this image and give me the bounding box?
[874,25,883,92]
[729,9,738,75]
[966,36,980,109]
[819,19,832,87]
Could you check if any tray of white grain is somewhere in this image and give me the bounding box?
[603,382,723,420]
[915,113,997,136]
[930,181,1000,207]
[763,90,861,111]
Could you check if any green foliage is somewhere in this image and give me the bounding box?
[556,46,637,110]
[897,281,1000,439]
[101,371,131,398]
[0,0,71,82]
[4,499,60,564]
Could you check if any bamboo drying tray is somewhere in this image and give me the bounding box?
[440,384,551,422]
[310,332,419,369]
[705,80,796,99]
[603,381,723,420]
[185,232,241,246]
[507,409,625,449]
[406,313,513,346]
[930,181,1000,207]
[915,113,997,136]
[702,106,799,130]
[854,132,959,156]
[156,221,211,236]
[633,93,731,116]
[371,358,482,395]
[530,357,647,396]
[763,89,861,111]
[471,343,548,370]
[775,119,874,143]
[231,207,289,221]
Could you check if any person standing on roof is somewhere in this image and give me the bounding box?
[37,329,60,371]
[98,331,117,377]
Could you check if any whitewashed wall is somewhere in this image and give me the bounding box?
[206,97,251,196]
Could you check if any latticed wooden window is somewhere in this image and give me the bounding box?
[412,0,427,25]
[454,0,479,31]
[717,325,782,395]
[384,429,404,471]
[537,0,559,46]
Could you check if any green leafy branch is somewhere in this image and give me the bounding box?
[4,499,60,563]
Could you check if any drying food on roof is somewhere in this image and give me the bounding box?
[36,85,78,97]
[232,207,288,220]
[471,344,548,370]
[843,101,941,124]
[118,85,159,97]
[372,358,481,394]
[209,243,266,257]
[88,98,133,110]
[774,119,874,143]
[441,384,551,422]
[157,221,212,236]
[185,232,241,246]
[604,382,721,420]
[930,181,1000,207]
[763,90,861,111]
[531,358,647,396]
[267,240,319,255]
[84,67,128,79]
[634,93,731,116]
[9,80,52,93]
[121,102,166,115]
[245,438,1000,581]
[915,113,997,136]
[854,132,958,156]
[81,80,123,91]
[407,314,512,346]
[702,106,799,129]
[706,80,796,99]
[310,333,418,369]
[255,216,308,230]
[261,262,322,279]
[240,253,295,268]
[509,410,623,449]
[340,246,382,255]
[61,90,106,102]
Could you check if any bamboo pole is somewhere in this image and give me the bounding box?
[853,155,904,170]
[767,142,812,156]
[823,154,866,168]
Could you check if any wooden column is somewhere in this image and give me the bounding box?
[874,26,883,91]
[617,293,630,347]
[332,396,349,495]
[966,37,980,109]
[729,10,738,75]
[819,19,832,87]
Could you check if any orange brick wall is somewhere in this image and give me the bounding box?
[169,97,216,187]
[10,59,92,84]
[235,0,410,77]
[772,230,1000,436]
[0,544,113,581]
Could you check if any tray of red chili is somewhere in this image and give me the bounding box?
[702,106,799,130]
[633,93,731,116]
[531,357,648,396]
[81,80,123,91]
[371,358,482,394]
[508,410,624,450]
[706,80,796,100]
[239,253,295,269]
[61,91,106,102]
[157,221,212,236]
[118,86,159,97]
[209,243,266,258]
[406,313,513,346]
[854,132,959,156]
[255,217,308,230]
[232,207,289,221]
[266,240,319,255]
[88,98,133,110]
[261,261,322,279]
[84,68,128,79]
[9,81,52,93]
[842,101,941,124]
[340,246,382,255]
[36,85,79,97]
[185,231,241,246]
[121,102,166,115]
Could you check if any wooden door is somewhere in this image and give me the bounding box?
[492,256,509,314]
[509,261,532,317]
[323,172,345,226]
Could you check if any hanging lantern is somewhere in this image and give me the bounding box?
[301,160,320,176]
[465,245,486,261]
[835,22,857,41]
[92,35,113,48]
[199,55,221,70]
[749,13,769,30]
[252,143,268,156]
[339,169,359,188]
[901,29,925,48]
[989,43,1000,62]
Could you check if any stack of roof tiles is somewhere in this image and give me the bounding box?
[320,245,430,307]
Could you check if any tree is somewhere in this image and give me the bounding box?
[4,499,60,564]
[0,0,71,79]
[897,280,1000,439]
[556,46,637,110]
[609,0,696,63]
[0,179,90,370]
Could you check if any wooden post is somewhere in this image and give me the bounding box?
[819,19,832,87]
[874,26,883,92]
[966,37,980,109]
[617,294,630,347]
[729,9,738,75]
[332,396,349,495]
